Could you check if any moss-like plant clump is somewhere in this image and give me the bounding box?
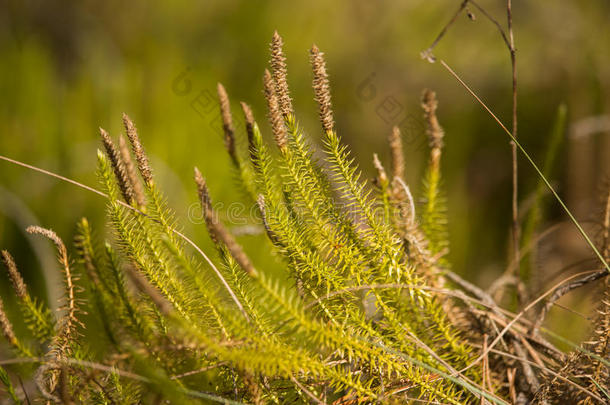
[0,32,609,404]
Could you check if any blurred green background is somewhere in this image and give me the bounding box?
[0,1,609,340]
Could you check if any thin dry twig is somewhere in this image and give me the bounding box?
[602,188,610,262]
[445,269,541,393]
[512,340,540,393]
[506,368,517,404]
[393,177,436,269]
[467,1,511,48]
[291,376,327,405]
[460,270,607,376]
[505,0,521,306]
[404,330,489,399]
[421,0,469,63]
[438,59,610,273]
[532,269,608,333]
[423,0,523,303]
[170,362,229,380]
[475,345,605,403]
[481,334,488,405]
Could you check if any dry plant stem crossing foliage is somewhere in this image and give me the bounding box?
[423,0,524,304]
[0,30,609,405]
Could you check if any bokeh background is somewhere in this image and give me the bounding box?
[0,1,609,343]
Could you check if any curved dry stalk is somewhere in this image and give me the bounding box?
[439,59,610,274]
[459,270,609,376]
[290,376,326,405]
[0,154,247,322]
[532,269,608,333]
[421,0,469,63]
[1,357,246,404]
[423,0,521,303]
[471,345,605,403]
[170,362,229,380]
[505,0,520,305]
[304,278,560,360]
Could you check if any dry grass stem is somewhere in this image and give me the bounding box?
[602,188,610,261]
[512,340,540,392]
[2,28,608,403]
[532,269,608,333]
[0,153,248,322]
[439,59,609,272]
[423,0,522,300]
[507,0,521,301]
